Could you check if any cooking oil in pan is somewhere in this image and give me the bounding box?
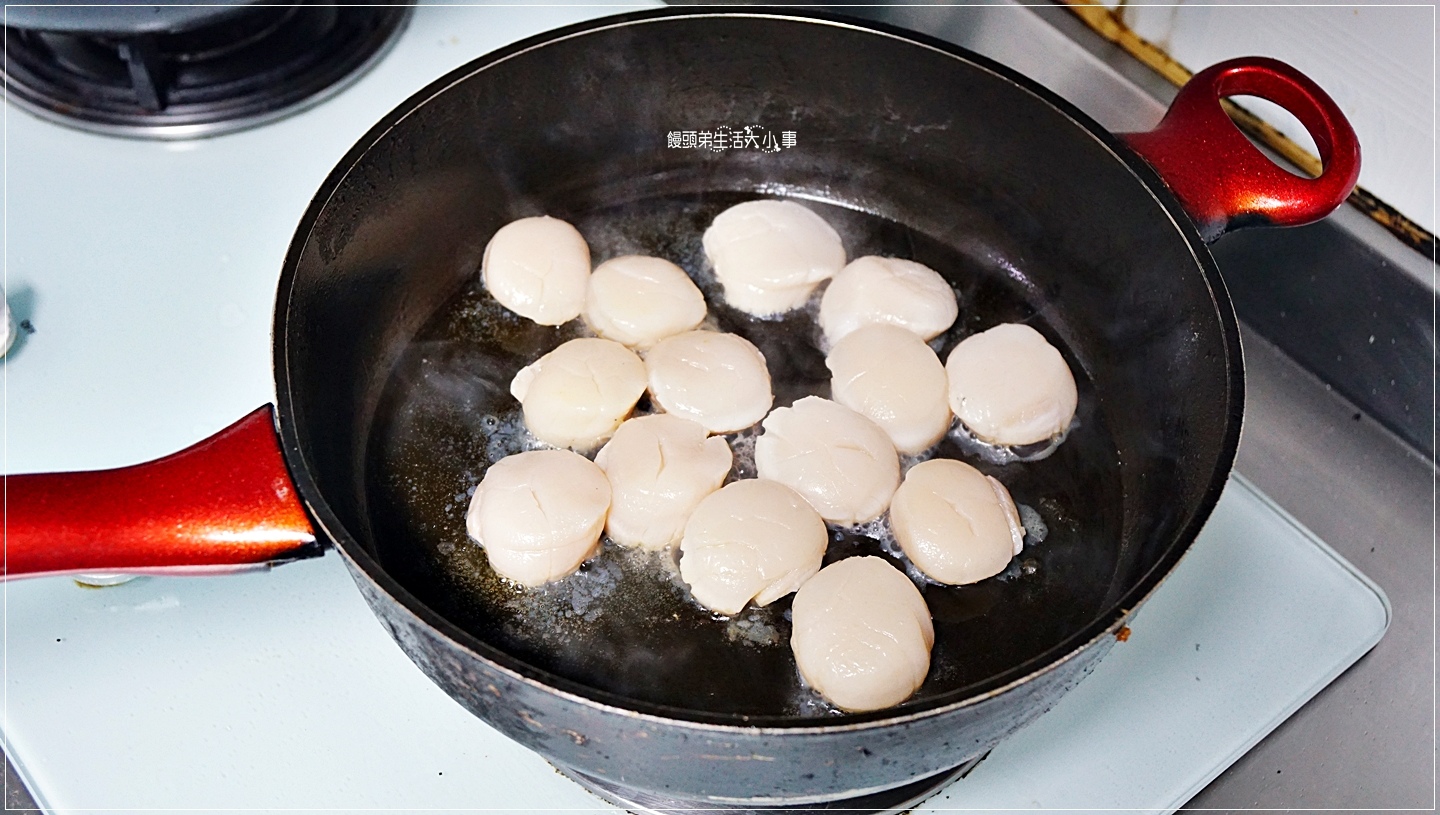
[365,192,1123,719]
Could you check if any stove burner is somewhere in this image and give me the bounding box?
[556,753,988,815]
[2,3,412,139]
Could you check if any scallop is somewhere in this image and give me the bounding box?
[945,323,1078,447]
[888,459,1025,585]
[481,215,591,326]
[583,255,707,348]
[465,449,611,587]
[826,324,951,455]
[754,396,900,526]
[510,337,647,451]
[790,556,934,712]
[701,199,847,316]
[678,479,827,616]
[595,414,733,550]
[645,330,773,434]
[818,255,958,346]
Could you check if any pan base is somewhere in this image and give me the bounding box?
[555,755,987,814]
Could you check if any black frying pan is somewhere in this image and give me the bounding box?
[9,8,1358,807]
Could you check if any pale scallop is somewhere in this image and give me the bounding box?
[754,396,900,526]
[826,324,951,455]
[583,255,707,348]
[645,330,773,434]
[465,449,611,587]
[790,556,934,712]
[945,323,1078,447]
[595,414,733,550]
[678,479,827,615]
[818,255,958,346]
[481,215,591,325]
[510,337,647,450]
[701,199,847,316]
[888,459,1025,585]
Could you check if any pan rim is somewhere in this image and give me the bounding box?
[272,5,1245,732]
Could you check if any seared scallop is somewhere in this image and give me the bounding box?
[466,449,611,586]
[595,414,733,550]
[645,330,773,434]
[754,396,900,526]
[679,479,827,615]
[818,255,958,346]
[701,199,847,316]
[583,255,707,348]
[790,556,934,712]
[888,459,1025,585]
[481,216,591,325]
[826,324,951,455]
[945,322,1078,447]
[510,337,647,450]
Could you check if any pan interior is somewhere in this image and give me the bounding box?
[279,12,1235,726]
[363,190,1123,718]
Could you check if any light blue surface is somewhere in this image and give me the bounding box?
[0,476,1387,813]
[918,474,1389,813]
[1,3,652,475]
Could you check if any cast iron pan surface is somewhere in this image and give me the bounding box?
[276,8,1240,729]
[364,193,1124,720]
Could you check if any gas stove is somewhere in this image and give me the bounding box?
[3,2,411,139]
[2,4,1401,812]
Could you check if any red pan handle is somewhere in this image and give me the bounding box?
[1123,56,1360,242]
[4,406,319,579]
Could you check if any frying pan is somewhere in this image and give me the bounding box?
[6,8,1358,807]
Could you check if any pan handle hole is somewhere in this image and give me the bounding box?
[1223,94,1321,179]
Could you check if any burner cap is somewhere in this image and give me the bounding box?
[3,3,412,139]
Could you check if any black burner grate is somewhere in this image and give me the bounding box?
[3,2,412,138]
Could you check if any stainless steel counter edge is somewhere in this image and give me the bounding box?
[1208,326,1434,811]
